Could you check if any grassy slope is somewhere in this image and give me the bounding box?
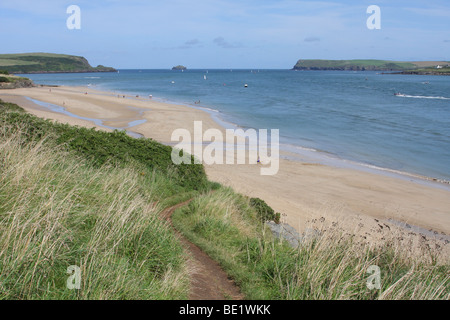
[0,74,34,89]
[173,187,450,300]
[0,99,212,299]
[1,99,448,300]
[0,53,116,73]
[0,103,208,192]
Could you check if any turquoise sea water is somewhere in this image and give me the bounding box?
[21,69,450,182]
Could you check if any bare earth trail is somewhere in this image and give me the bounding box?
[161,200,244,300]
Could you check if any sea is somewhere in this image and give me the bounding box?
[19,69,450,184]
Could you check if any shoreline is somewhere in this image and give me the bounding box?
[19,71,450,186]
[97,82,450,189]
[1,85,450,247]
[28,85,450,190]
[91,77,450,187]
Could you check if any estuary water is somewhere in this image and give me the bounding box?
[21,69,450,182]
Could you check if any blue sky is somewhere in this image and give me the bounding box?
[0,0,449,68]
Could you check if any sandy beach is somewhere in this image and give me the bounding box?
[1,85,450,252]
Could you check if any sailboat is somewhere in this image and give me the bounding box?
[204,75,207,80]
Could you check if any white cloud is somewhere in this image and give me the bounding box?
[213,37,244,49]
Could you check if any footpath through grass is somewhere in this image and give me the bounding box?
[172,189,450,300]
[0,99,214,299]
[0,99,448,300]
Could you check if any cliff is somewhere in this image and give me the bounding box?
[0,53,117,74]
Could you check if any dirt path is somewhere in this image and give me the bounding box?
[161,200,244,300]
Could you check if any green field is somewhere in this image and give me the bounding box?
[0,53,116,74]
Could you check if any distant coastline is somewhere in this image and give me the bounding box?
[15,69,117,74]
[292,59,450,73]
[0,52,116,74]
[386,69,450,76]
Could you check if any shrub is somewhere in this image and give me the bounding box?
[249,197,275,222]
[0,76,10,83]
[0,99,209,191]
[274,212,281,224]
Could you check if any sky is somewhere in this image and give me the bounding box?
[0,0,449,69]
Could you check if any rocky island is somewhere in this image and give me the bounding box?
[172,65,187,71]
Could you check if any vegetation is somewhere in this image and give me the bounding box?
[0,74,34,89]
[249,197,275,222]
[0,53,116,74]
[0,99,448,300]
[292,59,450,71]
[398,67,450,75]
[0,127,192,298]
[0,102,208,191]
[0,99,212,299]
[173,189,449,300]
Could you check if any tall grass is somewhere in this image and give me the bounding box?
[0,128,189,299]
[172,188,450,300]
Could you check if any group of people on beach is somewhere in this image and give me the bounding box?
[115,94,152,99]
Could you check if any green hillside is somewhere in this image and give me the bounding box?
[398,67,450,75]
[0,53,116,74]
[292,59,447,71]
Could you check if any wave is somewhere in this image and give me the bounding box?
[395,94,450,100]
